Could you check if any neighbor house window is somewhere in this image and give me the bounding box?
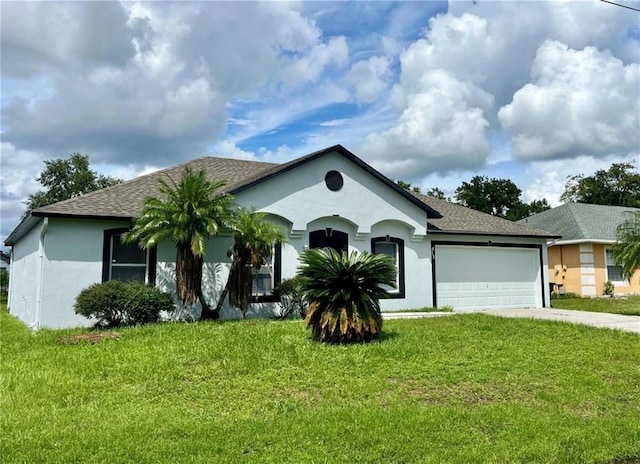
[102,228,156,284]
[371,236,405,298]
[252,244,281,301]
[605,248,625,283]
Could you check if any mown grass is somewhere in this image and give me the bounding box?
[389,305,454,313]
[552,295,640,316]
[2,310,639,463]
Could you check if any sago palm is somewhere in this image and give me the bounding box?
[613,211,640,281]
[126,168,235,319]
[215,208,287,317]
[297,248,396,343]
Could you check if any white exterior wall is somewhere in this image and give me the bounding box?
[9,218,133,328]
[8,220,42,327]
[38,218,132,328]
[235,151,433,313]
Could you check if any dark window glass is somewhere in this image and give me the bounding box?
[112,236,145,264]
[309,229,348,253]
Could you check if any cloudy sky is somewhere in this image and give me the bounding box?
[1,0,639,245]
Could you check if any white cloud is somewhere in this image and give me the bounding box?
[280,36,349,88]
[362,70,492,178]
[0,2,134,77]
[0,1,344,167]
[499,41,640,161]
[346,56,391,103]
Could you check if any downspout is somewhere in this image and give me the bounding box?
[30,218,48,330]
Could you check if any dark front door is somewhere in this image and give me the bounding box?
[309,229,348,253]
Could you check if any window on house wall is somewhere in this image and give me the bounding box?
[371,236,405,298]
[605,248,625,283]
[309,229,348,253]
[102,228,156,284]
[251,244,281,301]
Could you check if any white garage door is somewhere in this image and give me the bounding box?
[434,245,542,310]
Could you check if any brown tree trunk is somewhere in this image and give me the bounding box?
[229,252,253,317]
[176,243,207,317]
[199,287,218,320]
[213,277,231,316]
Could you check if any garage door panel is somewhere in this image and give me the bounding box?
[435,245,542,310]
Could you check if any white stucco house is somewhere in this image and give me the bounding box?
[5,145,556,329]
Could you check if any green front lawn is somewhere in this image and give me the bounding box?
[552,295,640,316]
[2,312,639,463]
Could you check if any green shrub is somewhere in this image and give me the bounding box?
[298,249,396,344]
[74,281,174,328]
[603,280,615,297]
[273,276,308,319]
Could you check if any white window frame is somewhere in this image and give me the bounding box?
[604,247,627,285]
[109,234,148,282]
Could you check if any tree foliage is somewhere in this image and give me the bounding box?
[218,208,286,317]
[560,162,640,207]
[126,168,235,319]
[612,211,640,281]
[25,153,121,215]
[425,187,451,202]
[395,179,422,193]
[454,176,550,221]
[298,248,396,344]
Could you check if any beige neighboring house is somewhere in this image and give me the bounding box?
[518,203,640,296]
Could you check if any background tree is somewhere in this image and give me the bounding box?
[454,176,549,221]
[126,168,235,320]
[455,176,523,218]
[560,162,640,207]
[0,269,8,295]
[395,179,422,193]
[612,211,640,281]
[425,187,451,202]
[298,248,396,344]
[25,153,121,216]
[215,209,286,318]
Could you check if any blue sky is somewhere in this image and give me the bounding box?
[1,1,639,245]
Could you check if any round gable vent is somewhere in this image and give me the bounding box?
[325,170,343,191]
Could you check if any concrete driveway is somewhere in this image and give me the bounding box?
[383,309,640,333]
[481,308,640,334]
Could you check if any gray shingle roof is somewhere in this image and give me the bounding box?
[32,156,280,219]
[517,203,640,241]
[12,145,553,241]
[411,192,556,237]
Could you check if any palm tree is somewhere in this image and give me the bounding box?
[126,168,235,320]
[297,248,396,344]
[613,211,640,281]
[214,208,287,317]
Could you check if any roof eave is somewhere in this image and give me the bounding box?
[550,238,617,246]
[31,211,134,221]
[427,229,560,240]
[4,215,42,246]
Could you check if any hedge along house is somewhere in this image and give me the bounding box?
[5,145,556,329]
[518,203,640,297]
